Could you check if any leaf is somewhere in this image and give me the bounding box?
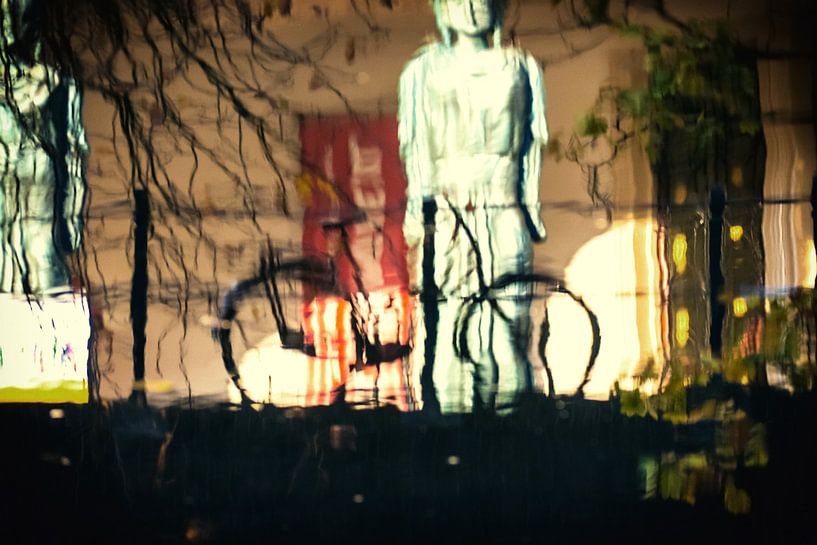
[640,358,659,382]
[783,325,802,362]
[576,112,608,138]
[659,464,684,501]
[680,453,708,470]
[639,457,659,499]
[744,423,769,467]
[738,119,760,135]
[619,388,647,417]
[724,477,751,515]
[616,89,648,118]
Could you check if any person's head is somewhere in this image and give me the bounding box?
[1,0,43,61]
[432,0,505,48]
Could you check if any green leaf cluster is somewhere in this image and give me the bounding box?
[633,21,759,159]
[728,290,817,390]
[565,10,763,169]
[575,112,608,138]
[614,362,688,424]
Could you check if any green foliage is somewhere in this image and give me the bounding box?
[562,9,762,171]
[614,380,769,514]
[636,21,759,157]
[724,476,751,514]
[744,423,769,467]
[717,290,815,389]
[616,89,648,118]
[575,112,608,138]
[617,386,649,418]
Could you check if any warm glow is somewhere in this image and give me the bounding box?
[733,297,748,318]
[673,183,688,204]
[675,308,690,348]
[729,225,744,241]
[230,289,411,407]
[643,217,662,368]
[0,293,90,403]
[557,220,649,398]
[730,165,744,187]
[672,234,688,274]
[805,240,816,289]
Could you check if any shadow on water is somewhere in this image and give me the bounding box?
[2,381,816,544]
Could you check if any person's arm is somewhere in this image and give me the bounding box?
[520,52,548,242]
[398,50,432,249]
[63,77,89,253]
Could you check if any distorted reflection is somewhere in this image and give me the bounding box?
[219,116,413,409]
[639,400,768,515]
[2,1,817,542]
[399,0,548,412]
[0,0,89,402]
[0,0,811,418]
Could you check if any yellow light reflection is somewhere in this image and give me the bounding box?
[805,240,816,289]
[672,234,688,274]
[730,165,744,187]
[733,297,748,318]
[729,225,744,241]
[673,184,688,205]
[675,308,690,348]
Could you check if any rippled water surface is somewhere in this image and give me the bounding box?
[3,0,817,543]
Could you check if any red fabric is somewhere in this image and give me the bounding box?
[299,115,408,296]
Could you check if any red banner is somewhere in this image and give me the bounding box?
[299,115,408,295]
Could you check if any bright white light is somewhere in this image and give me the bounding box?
[555,220,652,399]
[0,292,90,402]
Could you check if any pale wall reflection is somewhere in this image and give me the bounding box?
[542,218,661,399]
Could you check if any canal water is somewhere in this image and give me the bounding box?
[2,243,816,543]
[1,1,816,542]
[2,383,815,544]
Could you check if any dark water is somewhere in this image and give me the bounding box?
[3,384,816,544]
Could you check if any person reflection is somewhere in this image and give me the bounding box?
[399,0,548,412]
[0,0,90,398]
[0,0,88,294]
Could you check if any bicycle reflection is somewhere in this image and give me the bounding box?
[216,253,413,409]
[216,249,600,413]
